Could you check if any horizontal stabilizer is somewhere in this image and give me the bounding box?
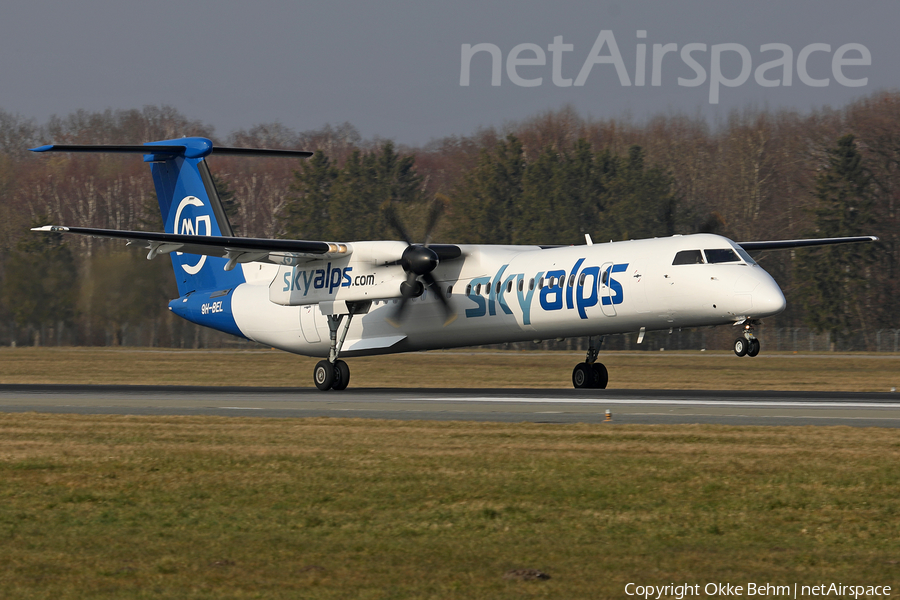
[31,144,188,154]
[738,236,878,251]
[30,139,312,160]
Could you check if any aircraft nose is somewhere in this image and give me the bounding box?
[753,276,786,317]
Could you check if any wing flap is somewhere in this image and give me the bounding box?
[342,335,407,352]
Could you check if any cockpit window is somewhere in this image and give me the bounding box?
[704,248,741,264]
[672,249,705,265]
[733,245,758,266]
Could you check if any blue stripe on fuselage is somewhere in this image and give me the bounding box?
[168,286,246,339]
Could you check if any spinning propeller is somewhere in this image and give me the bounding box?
[383,197,460,325]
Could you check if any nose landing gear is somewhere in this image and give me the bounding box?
[573,336,609,389]
[733,320,761,357]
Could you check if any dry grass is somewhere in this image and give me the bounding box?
[0,413,898,599]
[0,346,897,391]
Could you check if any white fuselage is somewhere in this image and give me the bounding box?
[220,234,786,358]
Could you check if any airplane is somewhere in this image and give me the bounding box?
[30,137,877,391]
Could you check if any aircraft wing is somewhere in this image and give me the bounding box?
[738,236,878,251]
[31,225,464,271]
[32,225,350,270]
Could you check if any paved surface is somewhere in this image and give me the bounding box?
[1,385,899,427]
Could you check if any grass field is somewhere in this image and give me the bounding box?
[0,414,898,599]
[1,349,898,598]
[0,346,898,391]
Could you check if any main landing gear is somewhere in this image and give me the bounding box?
[733,320,761,357]
[313,310,355,391]
[573,336,609,389]
[314,358,350,391]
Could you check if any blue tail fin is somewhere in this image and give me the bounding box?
[31,137,314,340]
[145,137,246,296]
[31,136,311,297]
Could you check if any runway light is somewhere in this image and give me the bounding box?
[605,409,611,422]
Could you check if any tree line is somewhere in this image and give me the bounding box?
[0,94,897,349]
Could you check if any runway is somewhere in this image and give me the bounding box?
[1,384,899,427]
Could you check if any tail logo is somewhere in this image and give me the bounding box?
[173,196,211,275]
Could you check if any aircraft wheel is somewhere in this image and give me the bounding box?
[572,363,594,388]
[733,338,748,357]
[747,338,761,357]
[314,360,335,391]
[592,363,609,389]
[332,360,350,391]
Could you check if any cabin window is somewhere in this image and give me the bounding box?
[704,248,741,264]
[474,283,481,295]
[601,270,609,285]
[506,280,513,293]
[518,279,524,292]
[529,278,534,291]
[568,274,575,287]
[466,284,471,296]
[495,280,501,294]
[672,249,705,265]
[578,273,586,286]
[538,277,545,289]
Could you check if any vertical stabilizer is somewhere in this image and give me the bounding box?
[144,138,245,296]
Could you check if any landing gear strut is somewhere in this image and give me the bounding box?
[573,336,608,389]
[733,320,761,358]
[312,308,357,391]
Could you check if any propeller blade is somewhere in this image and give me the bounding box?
[422,272,457,326]
[386,292,411,327]
[381,196,458,327]
[422,195,446,247]
[382,202,412,245]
